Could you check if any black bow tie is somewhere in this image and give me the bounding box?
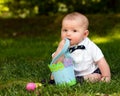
[69,45,85,53]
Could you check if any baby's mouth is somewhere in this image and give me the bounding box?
[67,38,71,41]
[66,38,72,44]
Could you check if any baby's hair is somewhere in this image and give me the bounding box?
[62,12,89,29]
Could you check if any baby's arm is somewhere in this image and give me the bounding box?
[52,39,65,63]
[52,39,65,58]
[97,57,111,82]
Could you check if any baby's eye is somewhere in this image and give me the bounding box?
[73,30,77,32]
[63,29,68,32]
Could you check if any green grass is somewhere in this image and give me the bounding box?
[0,14,120,96]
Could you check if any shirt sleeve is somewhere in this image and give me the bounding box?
[90,42,104,62]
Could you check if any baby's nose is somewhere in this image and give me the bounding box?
[66,31,71,36]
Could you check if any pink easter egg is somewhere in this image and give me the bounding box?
[26,82,36,91]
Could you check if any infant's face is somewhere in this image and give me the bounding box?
[61,19,88,46]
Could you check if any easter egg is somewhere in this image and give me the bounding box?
[26,82,36,91]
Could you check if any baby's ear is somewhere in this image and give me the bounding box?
[84,30,89,37]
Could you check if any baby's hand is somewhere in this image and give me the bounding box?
[101,76,111,82]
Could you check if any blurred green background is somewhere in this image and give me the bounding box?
[0,0,120,18]
[0,0,120,38]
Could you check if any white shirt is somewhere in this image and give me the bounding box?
[70,37,104,76]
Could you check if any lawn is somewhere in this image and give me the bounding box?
[0,14,120,96]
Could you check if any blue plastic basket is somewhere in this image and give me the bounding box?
[48,39,76,86]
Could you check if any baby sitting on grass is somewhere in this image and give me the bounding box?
[49,12,111,84]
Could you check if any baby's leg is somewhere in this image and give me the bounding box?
[84,73,102,82]
[48,74,55,84]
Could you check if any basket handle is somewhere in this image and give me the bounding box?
[50,38,70,65]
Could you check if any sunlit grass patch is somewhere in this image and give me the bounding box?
[92,37,111,44]
[91,24,120,44]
